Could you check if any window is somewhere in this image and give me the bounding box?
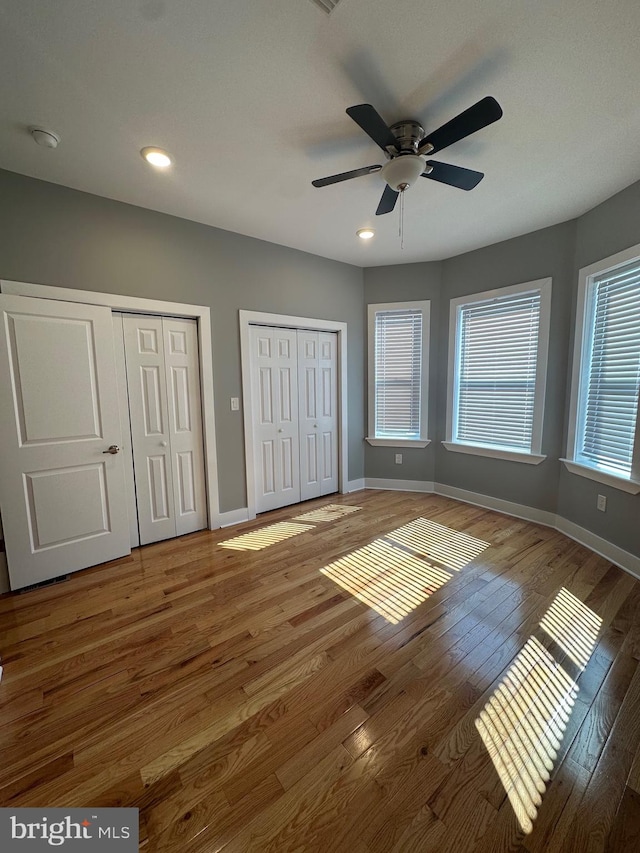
[367,301,430,447]
[444,279,552,464]
[564,247,640,493]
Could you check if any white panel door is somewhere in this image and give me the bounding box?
[112,315,140,548]
[123,315,176,545]
[0,294,130,590]
[162,317,207,536]
[298,330,338,500]
[318,331,339,495]
[298,330,320,501]
[250,326,300,513]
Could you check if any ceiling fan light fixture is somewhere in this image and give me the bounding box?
[380,154,426,192]
[357,228,375,240]
[141,147,172,168]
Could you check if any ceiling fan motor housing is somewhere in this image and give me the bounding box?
[380,154,426,191]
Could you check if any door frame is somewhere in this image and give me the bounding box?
[239,309,348,520]
[0,280,220,529]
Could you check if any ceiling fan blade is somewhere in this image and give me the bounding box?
[419,96,503,155]
[376,184,399,215]
[422,160,484,191]
[346,104,398,151]
[312,164,382,188]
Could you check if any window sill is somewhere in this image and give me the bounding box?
[560,459,640,494]
[365,437,431,448]
[442,441,546,465]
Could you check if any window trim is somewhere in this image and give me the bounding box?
[366,300,431,448]
[444,278,552,464]
[564,242,640,493]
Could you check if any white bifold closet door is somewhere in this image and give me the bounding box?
[298,330,338,501]
[122,315,207,545]
[250,326,301,513]
[250,325,338,514]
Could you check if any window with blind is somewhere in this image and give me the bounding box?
[445,280,551,462]
[367,301,430,446]
[571,257,640,482]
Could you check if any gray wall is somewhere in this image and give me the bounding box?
[1,165,638,562]
[364,183,640,559]
[437,221,576,513]
[556,181,640,555]
[363,261,442,483]
[0,169,365,513]
[364,223,575,511]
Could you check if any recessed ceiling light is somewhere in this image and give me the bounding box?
[357,228,375,240]
[141,147,172,168]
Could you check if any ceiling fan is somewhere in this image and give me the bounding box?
[312,96,503,215]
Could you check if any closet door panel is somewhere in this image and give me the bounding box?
[112,315,140,548]
[297,330,321,501]
[148,454,171,521]
[250,326,300,513]
[162,318,207,536]
[318,332,338,495]
[123,316,176,545]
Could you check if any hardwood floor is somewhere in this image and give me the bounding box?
[1,490,639,851]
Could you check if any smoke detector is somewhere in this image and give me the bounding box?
[29,127,61,149]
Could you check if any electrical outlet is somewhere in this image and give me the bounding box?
[597,494,607,512]
[395,453,402,464]
[230,397,240,411]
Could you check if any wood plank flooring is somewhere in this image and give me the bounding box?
[1,490,639,852]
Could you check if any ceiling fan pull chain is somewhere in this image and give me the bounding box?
[400,190,405,250]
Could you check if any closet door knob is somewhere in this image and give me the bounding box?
[160,441,168,447]
[102,445,120,454]
[278,428,283,433]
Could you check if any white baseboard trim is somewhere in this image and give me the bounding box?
[347,479,365,492]
[365,478,435,493]
[359,477,640,580]
[434,483,557,528]
[555,516,640,581]
[217,507,251,528]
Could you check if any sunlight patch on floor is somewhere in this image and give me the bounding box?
[293,504,362,523]
[320,539,452,624]
[219,522,315,551]
[385,517,490,571]
[476,589,601,834]
[539,587,602,671]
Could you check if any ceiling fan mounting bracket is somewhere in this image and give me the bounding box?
[389,119,425,154]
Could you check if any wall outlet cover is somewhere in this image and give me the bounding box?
[597,494,607,512]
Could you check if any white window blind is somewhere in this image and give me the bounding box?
[454,291,542,451]
[577,262,640,477]
[374,308,423,439]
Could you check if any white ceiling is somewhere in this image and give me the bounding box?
[1,0,640,267]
